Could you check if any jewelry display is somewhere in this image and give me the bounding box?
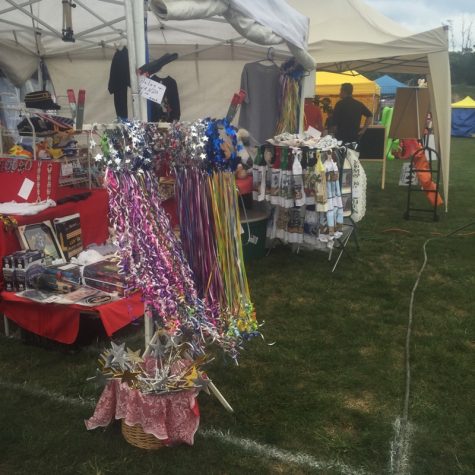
[36,160,42,203]
[0,158,34,173]
[46,163,53,200]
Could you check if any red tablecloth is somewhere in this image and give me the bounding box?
[0,291,144,344]
[0,188,109,286]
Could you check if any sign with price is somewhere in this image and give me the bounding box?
[138,76,166,104]
[399,162,419,187]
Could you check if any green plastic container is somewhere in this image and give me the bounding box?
[241,213,268,261]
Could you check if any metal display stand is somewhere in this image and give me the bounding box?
[328,217,359,272]
[404,146,441,222]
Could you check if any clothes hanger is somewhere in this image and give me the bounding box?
[114,38,127,51]
[254,47,278,67]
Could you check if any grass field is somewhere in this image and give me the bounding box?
[1,138,474,474]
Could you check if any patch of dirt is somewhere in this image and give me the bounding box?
[343,391,375,413]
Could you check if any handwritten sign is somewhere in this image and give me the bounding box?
[138,76,166,104]
[399,162,419,187]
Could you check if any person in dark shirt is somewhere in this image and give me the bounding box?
[329,83,373,143]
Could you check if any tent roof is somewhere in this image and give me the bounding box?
[375,74,406,95]
[0,0,313,85]
[288,0,448,75]
[316,70,379,95]
[451,96,475,108]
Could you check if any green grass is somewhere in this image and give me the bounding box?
[1,138,475,474]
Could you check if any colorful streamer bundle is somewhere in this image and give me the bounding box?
[165,120,258,339]
[98,120,259,361]
[175,167,224,306]
[275,58,306,135]
[208,171,256,337]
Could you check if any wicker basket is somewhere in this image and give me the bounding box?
[121,420,164,450]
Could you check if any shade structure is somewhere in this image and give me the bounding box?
[451,97,475,137]
[0,0,317,127]
[316,70,379,96]
[451,96,475,108]
[375,75,407,96]
[288,0,451,211]
[0,0,451,209]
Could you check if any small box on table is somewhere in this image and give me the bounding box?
[83,258,126,296]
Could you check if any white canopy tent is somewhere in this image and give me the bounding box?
[0,0,451,209]
[0,0,311,123]
[289,0,452,210]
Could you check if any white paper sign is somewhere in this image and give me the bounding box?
[306,126,322,139]
[399,162,419,187]
[139,76,166,104]
[61,163,74,176]
[18,178,35,200]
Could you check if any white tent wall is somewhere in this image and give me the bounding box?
[164,60,248,122]
[46,56,252,124]
[427,50,452,210]
[46,57,121,124]
[0,41,38,86]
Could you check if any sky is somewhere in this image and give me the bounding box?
[365,0,475,50]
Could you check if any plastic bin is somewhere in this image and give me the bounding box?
[241,207,268,261]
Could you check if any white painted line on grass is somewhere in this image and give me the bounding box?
[0,379,95,408]
[389,417,413,475]
[200,427,370,475]
[0,378,370,475]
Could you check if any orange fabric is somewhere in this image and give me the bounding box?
[304,102,323,131]
[398,139,443,207]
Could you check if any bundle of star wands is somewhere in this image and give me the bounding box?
[90,334,211,395]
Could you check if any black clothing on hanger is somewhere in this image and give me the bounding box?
[108,47,130,119]
[149,75,180,122]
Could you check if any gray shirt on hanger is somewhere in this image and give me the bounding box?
[238,62,281,145]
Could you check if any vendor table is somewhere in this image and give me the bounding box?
[0,188,144,342]
[0,188,109,286]
[0,290,144,344]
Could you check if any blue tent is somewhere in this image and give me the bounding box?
[451,96,475,137]
[375,75,407,96]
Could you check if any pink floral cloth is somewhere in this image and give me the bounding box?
[85,380,200,446]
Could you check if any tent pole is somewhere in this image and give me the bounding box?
[124,0,140,119]
[132,0,148,122]
[298,27,311,133]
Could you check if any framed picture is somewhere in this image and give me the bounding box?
[341,169,352,194]
[341,194,353,216]
[17,221,65,262]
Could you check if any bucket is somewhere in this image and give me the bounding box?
[241,208,268,260]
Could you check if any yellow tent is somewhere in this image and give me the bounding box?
[451,96,475,108]
[316,70,380,96]
[315,70,380,127]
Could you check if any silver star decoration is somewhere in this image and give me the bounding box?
[110,341,127,369]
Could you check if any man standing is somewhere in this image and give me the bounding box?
[329,83,373,143]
